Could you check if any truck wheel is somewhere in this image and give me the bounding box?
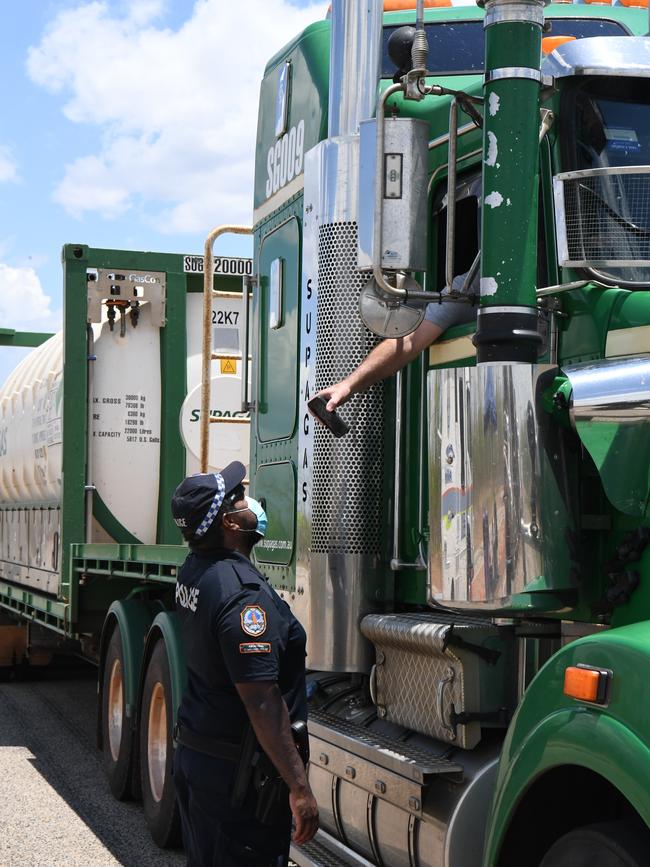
[139,638,181,848]
[540,820,649,867]
[102,624,134,800]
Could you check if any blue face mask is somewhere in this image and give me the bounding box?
[228,496,268,537]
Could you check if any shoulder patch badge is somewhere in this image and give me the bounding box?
[240,605,267,637]
[240,642,272,654]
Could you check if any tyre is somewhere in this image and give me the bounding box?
[101,624,134,800]
[139,638,181,848]
[540,820,649,867]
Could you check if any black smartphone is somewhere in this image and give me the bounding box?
[307,396,350,438]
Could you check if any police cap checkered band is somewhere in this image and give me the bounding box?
[194,473,225,538]
[171,461,246,542]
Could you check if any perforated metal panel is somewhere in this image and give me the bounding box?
[312,222,383,555]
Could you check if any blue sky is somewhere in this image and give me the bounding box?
[0,0,327,384]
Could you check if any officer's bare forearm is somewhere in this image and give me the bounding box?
[236,681,309,793]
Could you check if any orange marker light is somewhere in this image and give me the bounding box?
[384,0,452,9]
[564,665,610,704]
[542,35,576,54]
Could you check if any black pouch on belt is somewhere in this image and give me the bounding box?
[254,721,309,826]
[230,724,260,810]
[231,721,310,826]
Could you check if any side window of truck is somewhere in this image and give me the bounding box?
[432,171,481,292]
[432,170,551,292]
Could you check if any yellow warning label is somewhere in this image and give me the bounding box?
[220,358,237,375]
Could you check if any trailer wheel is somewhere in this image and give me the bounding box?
[139,638,181,848]
[540,820,649,867]
[102,624,134,800]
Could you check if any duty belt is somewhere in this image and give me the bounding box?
[173,722,240,761]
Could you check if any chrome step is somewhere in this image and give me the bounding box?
[291,830,376,867]
[308,709,463,785]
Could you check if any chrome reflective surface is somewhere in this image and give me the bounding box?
[297,140,388,672]
[361,613,513,749]
[107,657,124,763]
[428,365,576,610]
[542,36,650,80]
[359,277,425,339]
[305,706,500,867]
[554,167,650,269]
[444,758,499,867]
[565,355,650,517]
[358,117,429,273]
[484,67,542,84]
[428,121,476,152]
[309,553,385,672]
[484,0,544,28]
[147,680,167,803]
[446,100,458,290]
[328,0,382,138]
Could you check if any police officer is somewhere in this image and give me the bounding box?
[171,461,319,866]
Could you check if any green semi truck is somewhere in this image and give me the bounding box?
[2,0,650,864]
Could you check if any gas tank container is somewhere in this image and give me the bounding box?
[0,303,164,544]
[0,333,63,504]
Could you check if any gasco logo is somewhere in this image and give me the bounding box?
[128,273,160,284]
[265,119,305,200]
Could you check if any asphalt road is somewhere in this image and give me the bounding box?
[0,657,185,867]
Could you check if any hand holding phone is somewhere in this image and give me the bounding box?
[307,396,350,438]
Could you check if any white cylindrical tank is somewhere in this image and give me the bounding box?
[184,290,251,477]
[0,303,163,545]
[0,287,251,547]
[0,333,63,505]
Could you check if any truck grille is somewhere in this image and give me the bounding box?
[554,167,650,270]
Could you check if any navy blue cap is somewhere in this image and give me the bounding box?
[171,461,246,542]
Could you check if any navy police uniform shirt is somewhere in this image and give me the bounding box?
[175,548,307,743]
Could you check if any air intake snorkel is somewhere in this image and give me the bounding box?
[472,0,547,363]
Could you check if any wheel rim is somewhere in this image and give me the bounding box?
[107,657,124,762]
[147,681,168,803]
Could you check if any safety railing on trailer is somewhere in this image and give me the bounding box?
[200,225,253,473]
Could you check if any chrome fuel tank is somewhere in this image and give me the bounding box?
[305,708,500,867]
[428,365,578,612]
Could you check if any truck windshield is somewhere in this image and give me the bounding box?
[382,18,628,77]
[575,80,650,170]
[568,79,650,285]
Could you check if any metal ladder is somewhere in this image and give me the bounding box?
[199,224,253,472]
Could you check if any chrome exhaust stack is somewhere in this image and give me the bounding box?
[295,0,388,673]
[328,1,383,138]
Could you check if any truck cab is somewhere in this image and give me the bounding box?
[246,2,650,865]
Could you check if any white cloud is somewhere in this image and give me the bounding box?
[27,0,328,232]
[0,147,19,184]
[0,264,62,333]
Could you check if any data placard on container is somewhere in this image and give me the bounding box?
[183,255,253,276]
